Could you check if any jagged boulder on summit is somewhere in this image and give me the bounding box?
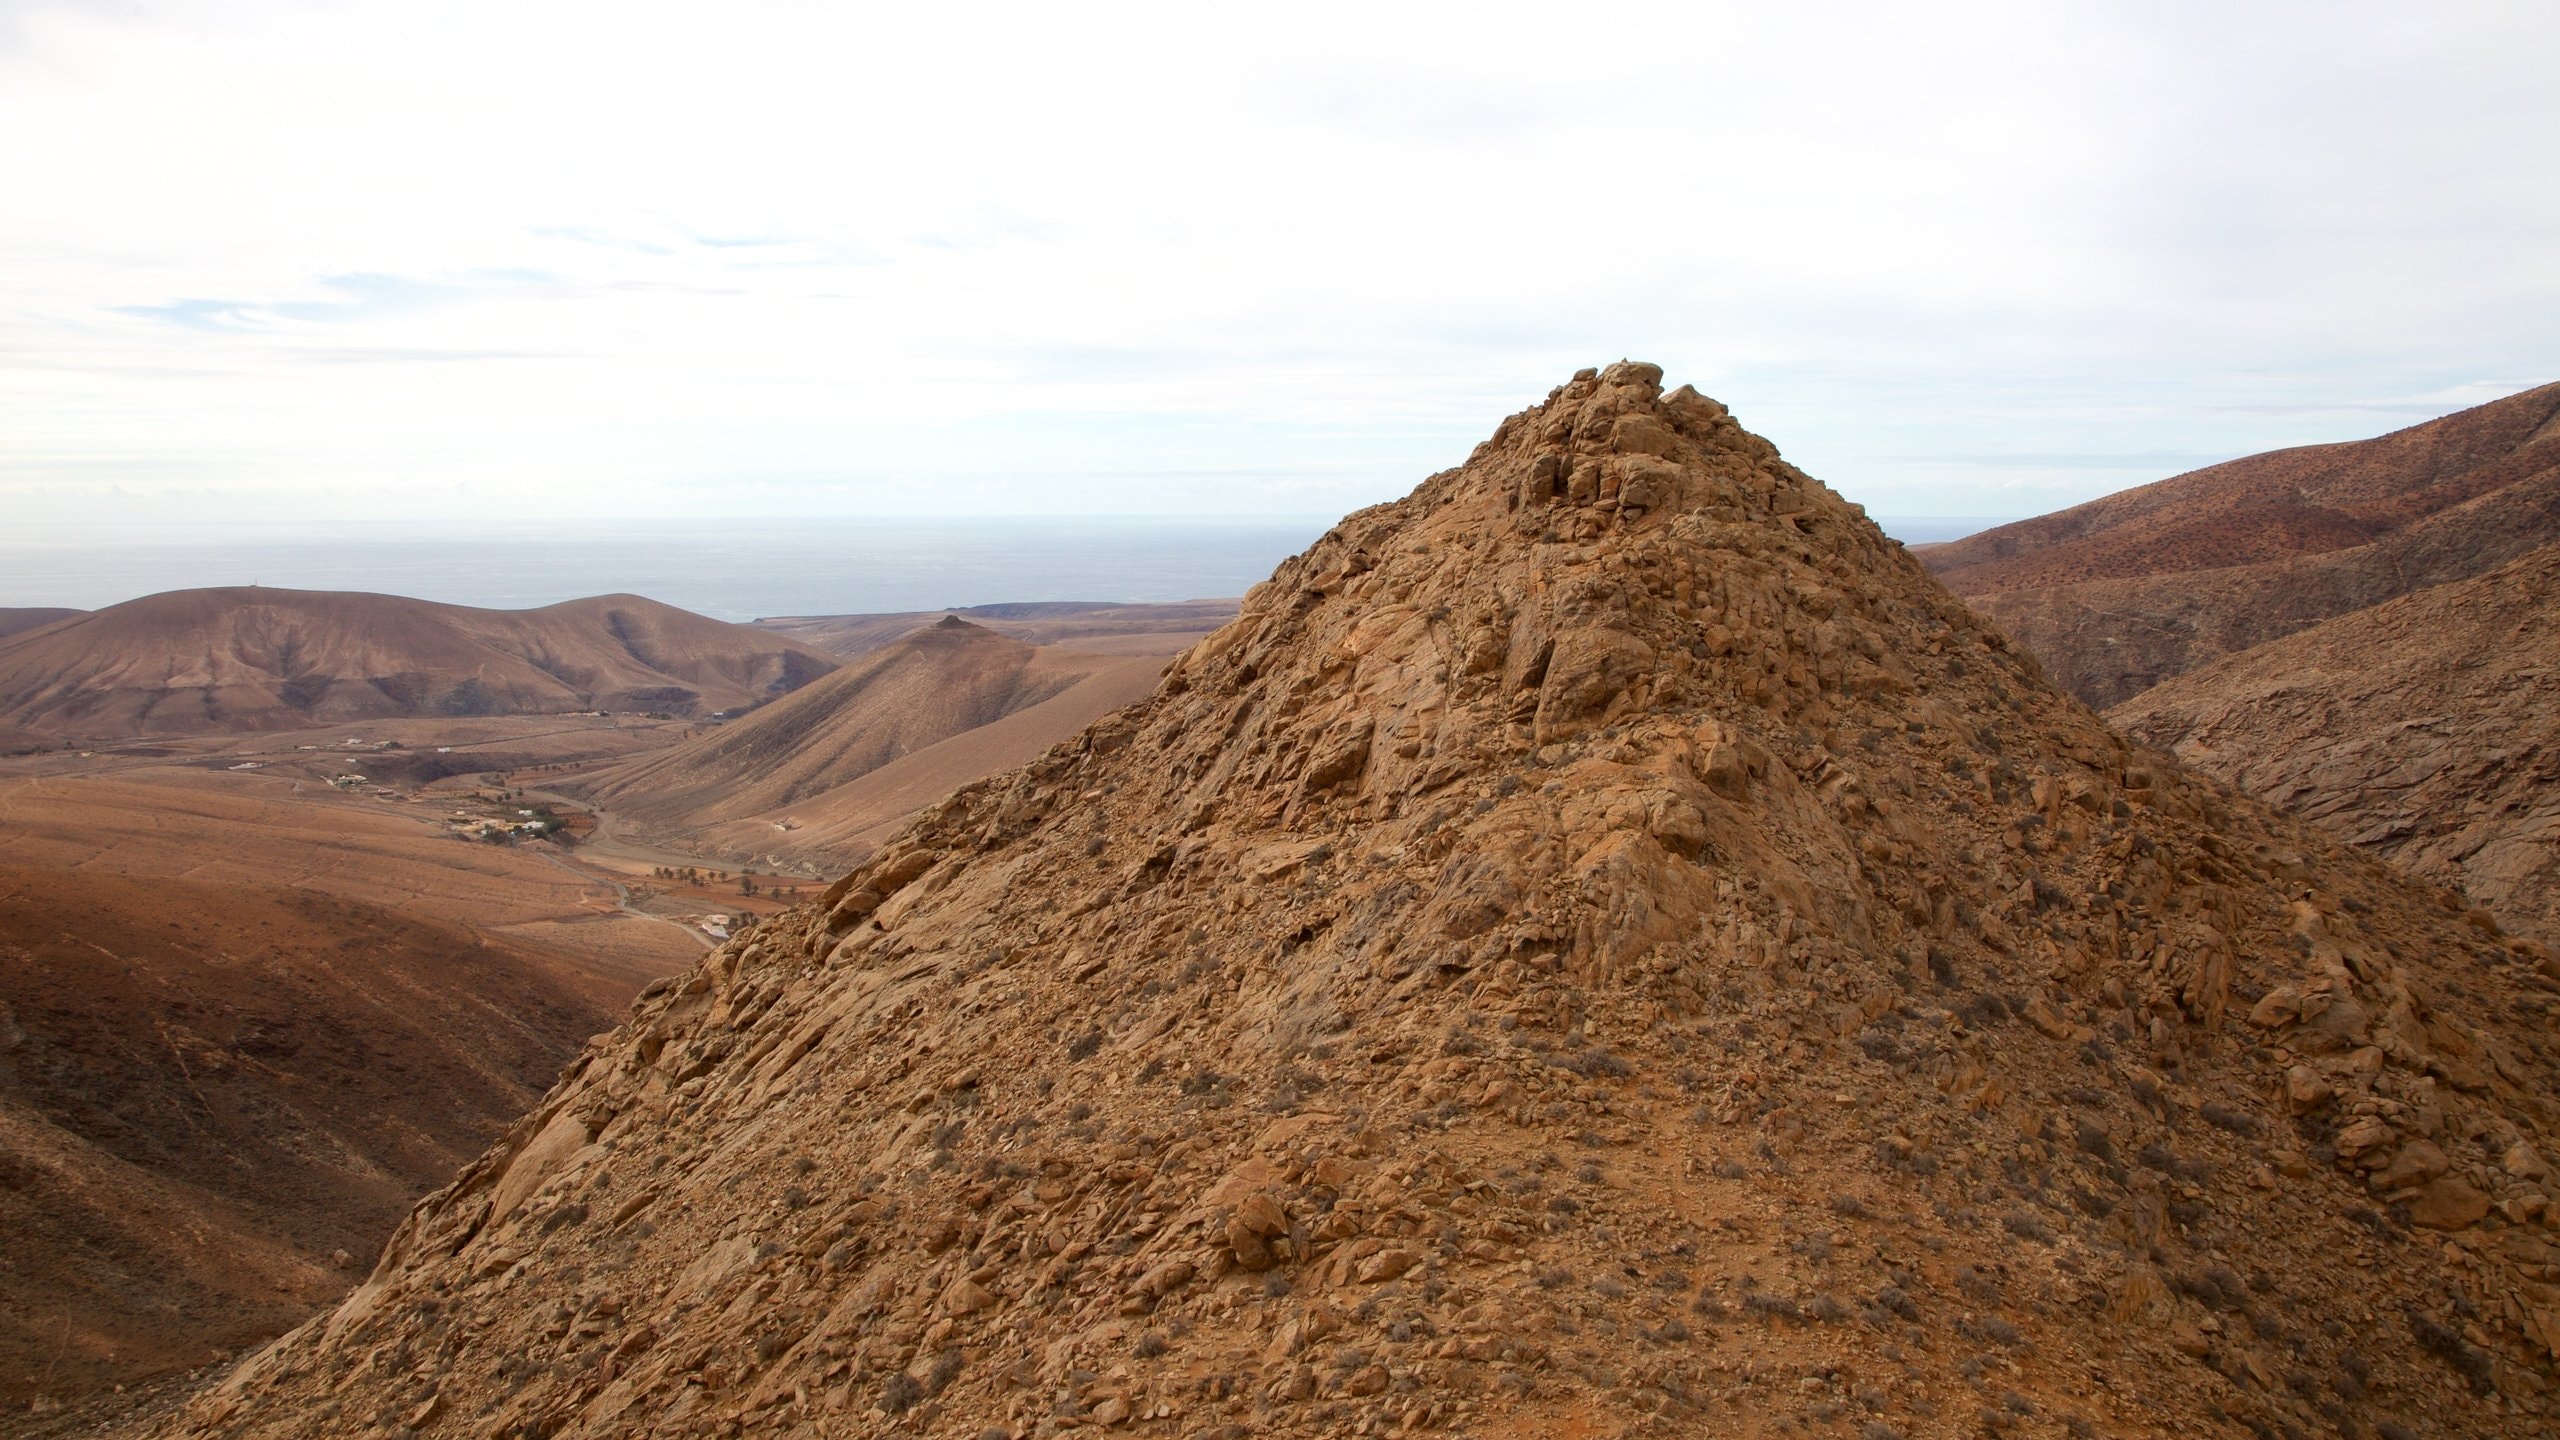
[174,365,2560,1439]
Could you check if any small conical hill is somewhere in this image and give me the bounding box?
[570,618,1095,831]
[176,365,2560,1440]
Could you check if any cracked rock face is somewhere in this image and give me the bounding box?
[173,365,2560,1439]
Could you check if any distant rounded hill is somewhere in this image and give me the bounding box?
[0,608,82,643]
[0,587,838,738]
[1926,380,2560,706]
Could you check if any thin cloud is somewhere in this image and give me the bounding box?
[115,298,266,332]
[0,0,2551,528]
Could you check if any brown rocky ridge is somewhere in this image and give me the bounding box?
[171,364,2560,1440]
[0,588,838,738]
[2112,541,2560,951]
[1925,381,2560,707]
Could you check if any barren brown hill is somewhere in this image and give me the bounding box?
[0,866,629,1414]
[673,648,1169,871]
[755,600,1238,660]
[0,607,82,643]
[2112,543,2560,949]
[567,619,1162,873]
[176,365,2560,1440]
[1925,382,2560,706]
[0,588,838,738]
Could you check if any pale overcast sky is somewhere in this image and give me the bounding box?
[2,0,2553,530]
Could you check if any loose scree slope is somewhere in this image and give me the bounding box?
[176,365,2560,1439]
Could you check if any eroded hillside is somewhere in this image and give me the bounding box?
[1927,383,2560,707]
[2113,543,2560,949]
[0,589,836,737]
[566,618,1167,871]
[171,366,2560,1440]
[0,868,628,1412]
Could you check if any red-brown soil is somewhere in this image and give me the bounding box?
[0,866,628,1413]
[0,730,723,1425]
[0,765,690,980]
[1931,382,2560,595]
[2112,542,2560,948]
[167,365,2560,1440]
[0,588,838,738]
[1925,382,2560,706]
[754,600,1237,659]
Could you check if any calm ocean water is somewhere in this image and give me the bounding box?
[0,515,2005,620]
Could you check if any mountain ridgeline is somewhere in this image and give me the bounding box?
[1927,381,2560,708]
[0,589,838,737]
[2112,542,2560,950]
[173,366,2560,1439]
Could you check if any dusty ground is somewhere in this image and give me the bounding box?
[2113,541,2560,949]
[0,866,634,1414]
[0,721,731,1418]
[162,363,2560,1440]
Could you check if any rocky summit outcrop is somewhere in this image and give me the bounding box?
[2114,542,2560,950]
[1927,381,2560,708]
[172,365,2560,1440]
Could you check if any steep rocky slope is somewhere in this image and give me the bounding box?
[1925,382,2560,706]
[2113,543,2560,949]
[0,588,837,737]
[0,866,629,1413]
[176,366,2560,1440]
[567,619,1165,869]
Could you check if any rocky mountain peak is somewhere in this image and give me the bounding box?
[177,368,2560,1440]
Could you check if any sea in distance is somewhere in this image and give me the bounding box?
[0,515,2009,621]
